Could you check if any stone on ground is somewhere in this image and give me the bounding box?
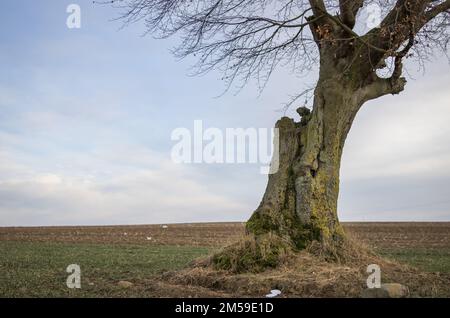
[361,283,409,298]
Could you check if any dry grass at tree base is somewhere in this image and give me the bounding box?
[157,235,450,298]
[2,222,450,297]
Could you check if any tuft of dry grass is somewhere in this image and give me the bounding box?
[208,230,376,273]
[210,233,294,273]
[159,233,450,298]
[2,223,450,297]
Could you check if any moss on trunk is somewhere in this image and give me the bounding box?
[212,79,363,272]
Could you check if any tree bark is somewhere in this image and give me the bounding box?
[245,72,366,259]
[212,52,406,272]
[212,76,366,272]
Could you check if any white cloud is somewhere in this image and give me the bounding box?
[341,68,450,181]
[1,3,449,225]
[0,144,250,226]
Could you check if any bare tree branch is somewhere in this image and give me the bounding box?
[106,0,449,99]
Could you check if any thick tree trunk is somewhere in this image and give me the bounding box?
[212,78,364,271]
[246,78,360,255]
[212,54,405,272]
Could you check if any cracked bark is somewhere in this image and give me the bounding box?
[245,60,407,257]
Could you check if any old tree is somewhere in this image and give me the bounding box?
[114,0,450,271]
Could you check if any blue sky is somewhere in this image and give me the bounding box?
[0,1,449,226]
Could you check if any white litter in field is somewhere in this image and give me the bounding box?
[161,225,168,229]
[123,232,128,236]
[146,237,152,241]
[265,289,282,298]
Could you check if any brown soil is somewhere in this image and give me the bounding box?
[2,222,449,249]
[156,232,450,298]
[2,222,450,297]
[159,251,450,297]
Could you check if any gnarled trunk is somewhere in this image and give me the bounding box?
[246,78,361,255]
[212,54,405,272]
[212,78,363,272]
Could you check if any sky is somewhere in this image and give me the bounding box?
[0,1,449,226]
